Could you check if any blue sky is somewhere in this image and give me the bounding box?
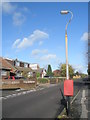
[2,2,88,73]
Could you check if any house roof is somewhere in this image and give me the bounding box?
[0,57,16,71]
[15,66,32,72]
[32,68,43,73]
[53,69,60,73]
[0,57,39,73]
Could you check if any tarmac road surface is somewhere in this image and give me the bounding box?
[2,79,83,118]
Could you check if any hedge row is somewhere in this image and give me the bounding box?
[37,78,49,83]
[37,77,65,84]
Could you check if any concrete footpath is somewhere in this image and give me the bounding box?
[68,84,90,119]
[59,82,90,119]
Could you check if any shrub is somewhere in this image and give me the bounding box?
[36,72,40,78]
[38,78,48,83]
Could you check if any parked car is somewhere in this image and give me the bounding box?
[44,75,49,78]
[44,75,53,78]
[14,76,26,80]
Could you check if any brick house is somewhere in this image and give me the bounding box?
[53,69,61,77]
[0,57,17,79]
[29,63,40,70]
[0,57,41,79]
[5,58,34,78]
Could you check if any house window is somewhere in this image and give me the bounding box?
[16,61,20,67]
[29,64,31,68]
[29,64,38,70]
[24,63,28,68]
[28,72,33,77]
[1,70,7,76]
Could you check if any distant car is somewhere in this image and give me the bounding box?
[4,76,25,80]
[44,75,49,78]
[83,76,89,81]
[14,76,26,80]
[44,75,53,78]
[49,76,53,78]
[14,76,21,79]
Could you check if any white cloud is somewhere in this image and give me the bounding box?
[2,3,28,26]
[73,64,87,73]
[13,30,49,49]
[81,32,90,41]
[12,39,21,48]
[41,54,56,61]
[2,2,17,14]
[23,7,29,12]
[39,41,43,46]
[32,49,40,56]
[31,49,48,56]
[13,12,26,26]
[42,49,48,54]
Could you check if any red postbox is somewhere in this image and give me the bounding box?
[64,80,73,96]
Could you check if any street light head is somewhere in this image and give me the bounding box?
[60,10,69,14]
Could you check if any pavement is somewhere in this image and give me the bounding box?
[62,80,90,119]
[70,84,88,119]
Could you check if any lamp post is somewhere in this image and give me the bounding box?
[60,10,73,116]
[60,10,73,80]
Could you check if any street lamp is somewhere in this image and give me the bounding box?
[60,10,73,80]
[60,10,73,116]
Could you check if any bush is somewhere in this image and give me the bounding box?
[38,78,48,83]
[49,78,65,83]
[36,72,40,78]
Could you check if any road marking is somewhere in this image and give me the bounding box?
[11,94,17,97]
[26,91,31,93]
[5,96,10,98]
[81,90,88,118]
[71,90,80,104]
[32,89,36,91]
[0,97,4,100]
[22,92,26,94]
[15,89,21,91]
[27,91,32,93]
[17,93,22,95]
[1,84,56,100]
[40,88,44,90]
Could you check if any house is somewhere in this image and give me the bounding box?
[5,58,33,78]
[0,57,17,79]
[0,57,42,79]
[29,63,40,70]
[53,69,61,77]
[41,69,47,78]
[73,75,81,79]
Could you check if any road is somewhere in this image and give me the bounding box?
[2,80,83,118]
